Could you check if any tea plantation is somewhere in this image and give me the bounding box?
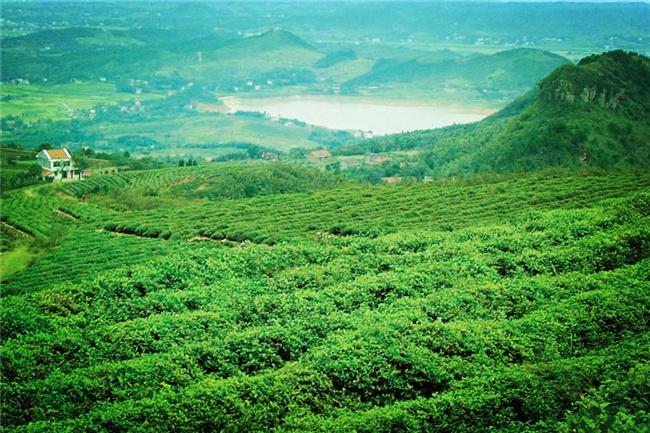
[1,164,649,432]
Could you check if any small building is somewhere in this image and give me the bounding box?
[36,148,83,182]
[382,176,403,184]
[382,176,416,184]
[261,152,279,161]
[365,154,391,166]
[307,149,333,161]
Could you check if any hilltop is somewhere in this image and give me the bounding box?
[339,50,650,178]
[342,48,569,101]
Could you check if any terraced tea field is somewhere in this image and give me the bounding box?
[1,165,649,432]
[58,162,349,201]
[65,170,650,243]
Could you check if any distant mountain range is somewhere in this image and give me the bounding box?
[2,26,576,104]
[0,28,318,84]
[342,48,569,99]
[339,50,650,176]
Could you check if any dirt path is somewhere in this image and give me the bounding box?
[0,221,33,239]
[58,101,74,114]
[54,209,78,220]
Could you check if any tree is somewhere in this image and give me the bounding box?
[178,159,185,167]
[325,161,341,172]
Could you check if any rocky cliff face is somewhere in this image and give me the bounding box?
[544,79,625,110]
[538,51,649,114]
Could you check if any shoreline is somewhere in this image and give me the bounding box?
[219,94,498,115]
[219,94,497,135]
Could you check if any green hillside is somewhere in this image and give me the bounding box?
[1,168,649,432]
[342,48,570,101]
[340,50,650,178]
[2,4,650,432]
[1,27,176,83]
[1,27,319,87]
[155,30,323,85]
[58,162,350,207]
[0,146,40,192]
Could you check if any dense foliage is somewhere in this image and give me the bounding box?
[0,146,42,193]
[1,168,649,432]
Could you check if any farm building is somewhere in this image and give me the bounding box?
[366,154,391,166]
[307,149,332,161]
[37,148,83,182]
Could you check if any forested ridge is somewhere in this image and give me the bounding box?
[339,51,650,179]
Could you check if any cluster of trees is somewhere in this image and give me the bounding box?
[0,144,41,193]
[0,163,42,193]
[314,49,357,68]
[52,162,348,215]
[71,147,167,172]
[178,159,198,167]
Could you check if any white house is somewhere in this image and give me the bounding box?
[36,148,83,182]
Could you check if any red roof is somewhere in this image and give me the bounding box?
[44,149,71,160]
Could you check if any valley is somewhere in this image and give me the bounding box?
[1,2,650,433]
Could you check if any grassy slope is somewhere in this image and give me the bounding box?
[0,243,35,281]
[0,168,649,432]
[1,83,164,121]
[58,162,351,204]
[1,27,176,83]
[156,30,323,83]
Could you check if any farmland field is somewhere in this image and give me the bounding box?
[1,166,649,432]
[1,83,163,121]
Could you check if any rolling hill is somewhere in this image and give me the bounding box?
[161,30,323,85]
[2,4,650,432]
[0,27,320,86]
[1,166,649,432]
[340,50,650,178]
[341,48,570,100]
[0,27,179,83]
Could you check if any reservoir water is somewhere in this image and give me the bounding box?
[221,96,494,136]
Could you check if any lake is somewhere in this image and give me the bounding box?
[221,96,494,136]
